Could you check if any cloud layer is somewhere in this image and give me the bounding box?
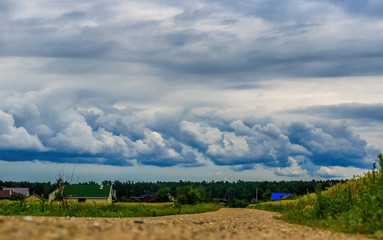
[1,0,383,79]
[0,88,379,178]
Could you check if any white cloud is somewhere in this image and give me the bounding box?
[276,157,308,177]
[317,166,366,178]
[205,121,310,166]
[180,121,223,146]
[0,110,46,151]
[110,1,182,22]
[206,132,249,160]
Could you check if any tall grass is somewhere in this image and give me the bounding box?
[248,154,383,238]
[0,201,222,218]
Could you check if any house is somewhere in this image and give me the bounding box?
[130,191,156,203]
[48,188,60,202]
[0,190,12,200]
[271,193,291,201]
[2,188,30,197]
[26,194,42,202]
[49,184,114,203]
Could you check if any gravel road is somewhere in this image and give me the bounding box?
[0,208,370,240]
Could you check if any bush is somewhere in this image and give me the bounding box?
[150,194,170,203]
[176,185,201,205]
[230,199,249,208]
[262,189,272,202]
[119,196,129,202]
[9,194,25,201]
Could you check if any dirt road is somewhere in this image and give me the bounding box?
[0,208,369,240]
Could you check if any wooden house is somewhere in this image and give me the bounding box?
[26,194,42,202]
[48,188,60,202]
[49,184,114,203]
[0,190,11,200]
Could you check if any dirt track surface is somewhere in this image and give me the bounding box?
[0,208,370,240]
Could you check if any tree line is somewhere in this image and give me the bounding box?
[0,179,343,203]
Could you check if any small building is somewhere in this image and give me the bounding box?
[26,194,42,202]
[49,184,114,203]
[48,188,60,202]
[2,188,30,197]
[0,190,12,200]
[271,193,291,201]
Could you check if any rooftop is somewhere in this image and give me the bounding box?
[3,188,30,197]
[0,190,11,199]
[63,185,112,198]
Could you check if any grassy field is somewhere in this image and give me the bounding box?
[248,154,383,238]
[0,201,222,218]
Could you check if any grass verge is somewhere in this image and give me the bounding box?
[248,154,383,239]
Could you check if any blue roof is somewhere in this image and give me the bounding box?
[271,193,291,201]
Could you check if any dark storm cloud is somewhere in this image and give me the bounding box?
[207,0,383,20]
[1,0,383,78]
[284,122,372,168]
[329,0,383,17]
[0,150,133,166]
[288,103,383,122]
[0,0,16,18]
[2,19,117,59]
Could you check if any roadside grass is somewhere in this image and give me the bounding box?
[0,201,222,218]
[248,154,383,239]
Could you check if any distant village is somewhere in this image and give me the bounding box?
[0,185,178,203]
[0,184,290,203]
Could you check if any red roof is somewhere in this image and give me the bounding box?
[0,190,11,199]
[3,188,30,197]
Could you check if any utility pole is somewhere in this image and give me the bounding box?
[256,188,258,202]
[224,187,231,205]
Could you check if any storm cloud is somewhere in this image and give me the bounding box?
[0,88,378,177]
[288,103,383,122]
[1,0,383,78]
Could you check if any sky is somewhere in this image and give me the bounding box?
[1,0,383,183]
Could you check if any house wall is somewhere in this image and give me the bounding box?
[64,198,108,203]
[48,186,113,203]
[26,195,41,202]
[86,198,109,203]
[48,189,60,202]
[107,188,113,203]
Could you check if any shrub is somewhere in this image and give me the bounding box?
[176,185,201,205]
[150,193,170,203]
[230,199,249,208]
[9,194,25,201]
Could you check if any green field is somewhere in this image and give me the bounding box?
[0,201,222,218]
[248,154,383,238]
